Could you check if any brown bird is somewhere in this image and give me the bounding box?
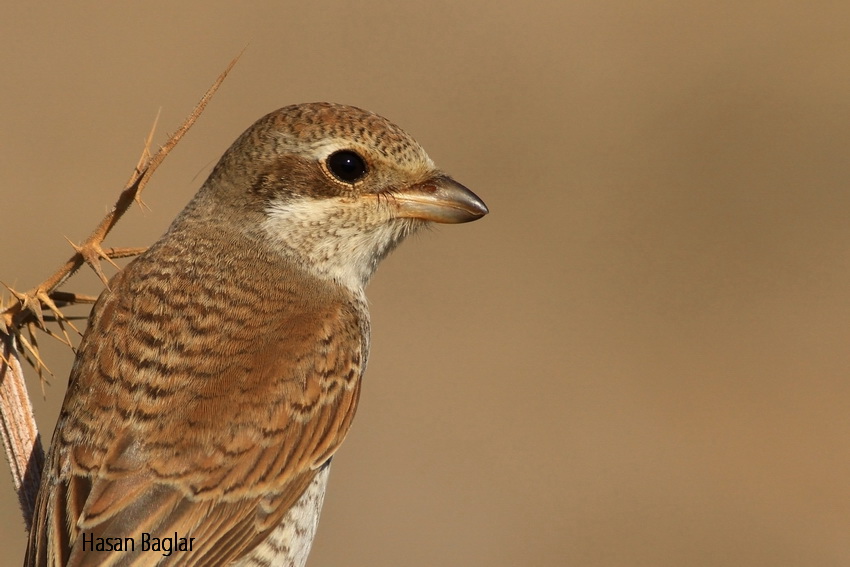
[25,102,487,566]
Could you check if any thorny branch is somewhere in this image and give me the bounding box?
[0,55,239,532]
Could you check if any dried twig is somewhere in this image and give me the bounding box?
[0,339,42,529]
[0,55,239,530]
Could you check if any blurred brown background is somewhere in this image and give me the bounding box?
[3,2,850,565]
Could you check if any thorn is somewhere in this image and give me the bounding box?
[29,300,45,329]
[3,283,26,302]
[66,237,116,287]
[39,325,73,348]
[1,284,45,330]
[37,292,76,345]
[17,326,53,383]
[146,108,161,153]
[135,196,152,213]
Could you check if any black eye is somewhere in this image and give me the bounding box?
[327,150,368,183]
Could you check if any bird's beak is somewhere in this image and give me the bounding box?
[389,175,489,224]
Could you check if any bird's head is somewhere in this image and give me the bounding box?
[187,102,488,291]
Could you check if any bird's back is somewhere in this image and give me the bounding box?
[26,226,368,566]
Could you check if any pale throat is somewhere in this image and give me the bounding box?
[261,197,416,293]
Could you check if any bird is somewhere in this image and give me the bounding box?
[24,102,488,566]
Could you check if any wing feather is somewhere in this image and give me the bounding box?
[26,250,367,566]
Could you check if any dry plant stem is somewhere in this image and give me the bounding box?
[0,339,43,529]
[20,56,239,302]
[0,54,239,532]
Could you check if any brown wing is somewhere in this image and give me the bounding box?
[26,248,366,566]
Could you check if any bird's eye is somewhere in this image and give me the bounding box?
[326,150,368,183]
